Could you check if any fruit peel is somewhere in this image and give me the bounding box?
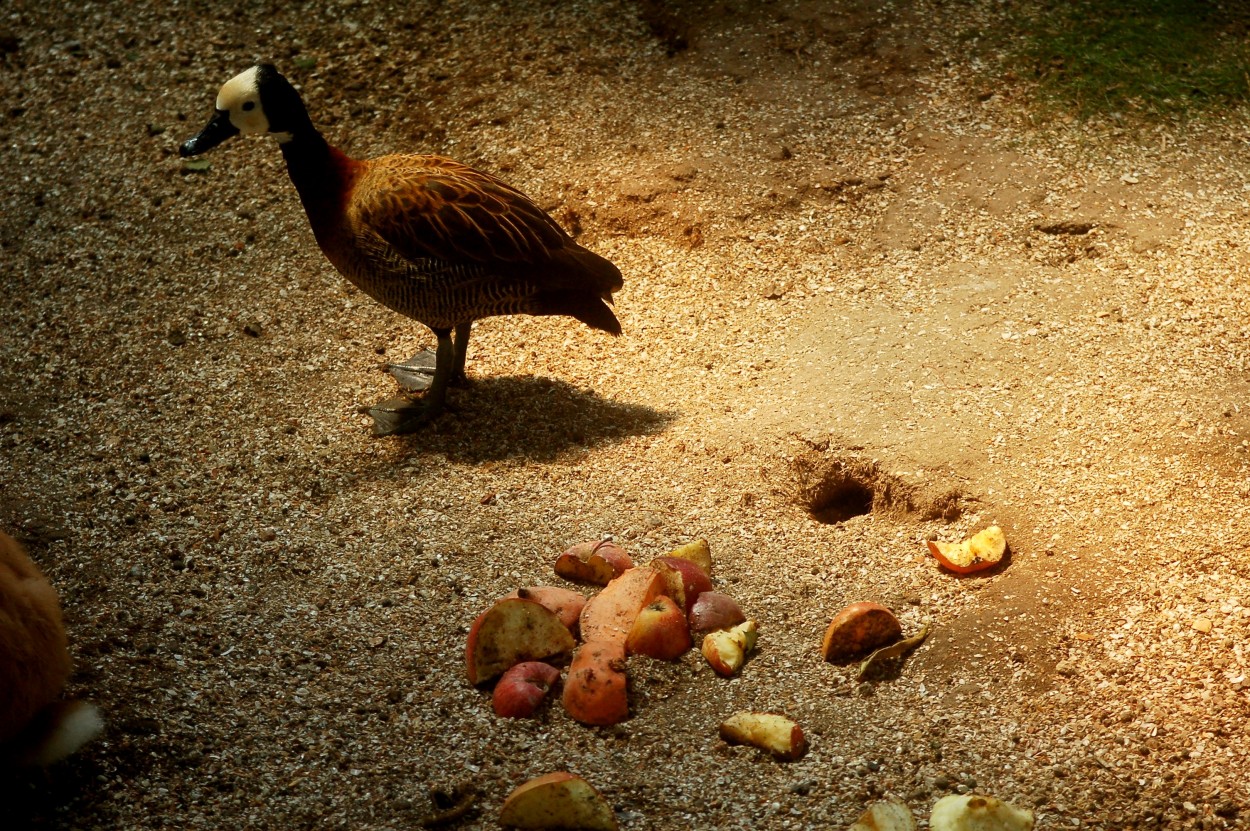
[927,525,1007,574]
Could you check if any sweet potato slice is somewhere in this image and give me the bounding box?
[465,597,576,686]
[561,640,629,726]
[578,568,668,645]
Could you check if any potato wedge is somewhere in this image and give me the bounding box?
[465,597,576,686]
[718,711,808,761]
[499,771,618,830]
[579,568,668,645]
[821,601,902,662]
[561,640,629,726]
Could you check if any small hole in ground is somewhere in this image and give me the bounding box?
[791,449,883,525]
[809,481,875,524]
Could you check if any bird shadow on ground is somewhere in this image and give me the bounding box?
[372,375,675,465]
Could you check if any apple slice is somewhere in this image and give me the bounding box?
[499,771,618,830]
[625,595,691,660]
[665,538,713,575]
[821,602,902,662]
[850,799,916,831]
[688,591,746,637]
[504,586,588,637]
[718,711,809,761]
[465,597,576,686]
[562,640,629,725]
[579,568,668,645]
[701,619,757,677]
[493,662,562,718]
[929,794,1034,831]
[649,556,713,614]
[927,525,1007,574]
[554,540,633,586]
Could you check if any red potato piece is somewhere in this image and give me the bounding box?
[499,771,619,830]
[649,557,713,615]
[665,539,713,575]
[493,662,562,718]
[562,640,629,726]
[625,595,691,660]
[554,540,634,586]
[821,602,903,662]
[504,586,587,637]
[688,591,747,636]
[465,597,576,686]
[718,711,809,761]
[578,568,668,645]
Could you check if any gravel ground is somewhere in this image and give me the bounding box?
[3,1,1250,829]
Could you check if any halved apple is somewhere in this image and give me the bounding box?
[821,601,902,662]
[499,771,618,830]
[493,662,561,718]
[688,591,746,637]
[504,586,588,637]
[465,597,576,686]
[664,538,713,575]
[702,619,757,677]
[625,595,691,660]
[927,525,1007,574]
[929,794,1034,831]
[718,711,808,761]
[554,540,634,586]
[649,556,713,614]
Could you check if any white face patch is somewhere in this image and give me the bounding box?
[215,66,270,136]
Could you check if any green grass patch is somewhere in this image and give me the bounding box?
[1016,0,1250,119]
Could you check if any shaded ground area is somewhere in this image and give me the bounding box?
[1,1,1249,828]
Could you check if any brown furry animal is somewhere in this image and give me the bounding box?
[0,530,101,766]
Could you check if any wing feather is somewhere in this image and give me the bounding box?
[355,155,569,266]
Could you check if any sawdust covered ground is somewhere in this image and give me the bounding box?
[2,1,1249,828]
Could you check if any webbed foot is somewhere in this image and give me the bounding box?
[386,350,468,391]
[386,351,438,392]
[362,397,438,437]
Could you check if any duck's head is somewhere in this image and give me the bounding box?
[180,64,310,157]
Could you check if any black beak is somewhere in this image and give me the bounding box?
[180,109,239,157]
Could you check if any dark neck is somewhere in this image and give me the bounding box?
[279,128,355,231]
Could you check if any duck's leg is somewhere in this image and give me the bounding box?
[385,321,472,391]
[451,322,472,380]
[366,328,454,436]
